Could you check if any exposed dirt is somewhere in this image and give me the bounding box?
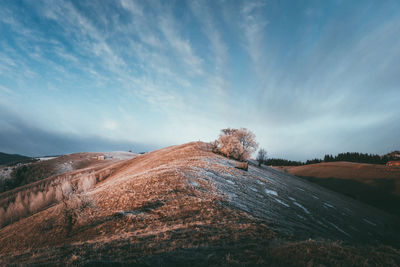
[0,143,399,266]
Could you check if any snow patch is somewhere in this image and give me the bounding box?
[323,202,335,209]
[363,218,377,226]
[235,202,249,212]
[249,187,258,192]
[264,189,278,196]
[37,157,58,161]
[227,192,237,199]
[187,180,198,187]
[226,180,235,185]
[104,151,137,160]
[329,222,351,238]
[291,200,310,214]
[274,198,289,207]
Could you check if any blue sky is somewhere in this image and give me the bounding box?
[0,0,399,160]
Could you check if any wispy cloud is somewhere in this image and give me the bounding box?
[159,14,204,76]
[240,1,268,69]
[0,0,399,159]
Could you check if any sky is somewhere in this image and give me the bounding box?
[0,0,399,160]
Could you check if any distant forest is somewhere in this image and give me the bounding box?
[264,152,399,166]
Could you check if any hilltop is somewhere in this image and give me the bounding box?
[0,142,399,266]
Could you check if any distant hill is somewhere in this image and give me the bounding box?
[385,150,400,159]
[0,151,137,193]
[0,152,36,166]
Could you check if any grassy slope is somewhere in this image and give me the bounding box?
[276,162,400,217]
[0,143,399,266]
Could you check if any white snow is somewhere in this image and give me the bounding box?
[363,218,377,226]
[37,157,58,161]
[227,192,237,199]
[288,197,310,214]
[0,167,13,181]
[249,186,258,192]
[323,202,335,209]
[329,222,351,237]
[264,189,278,196]
[274,198,290,207]
[103,151,137,160]
[226,180,235,185]
[187,180,198,187]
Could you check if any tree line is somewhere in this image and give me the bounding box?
[257,151,398,166]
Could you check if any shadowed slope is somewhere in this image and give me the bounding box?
[274,162,400,217]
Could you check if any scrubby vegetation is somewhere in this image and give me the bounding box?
[0,152,36,166]
[0,163,58,193]
[0,164,105,228]
[58,181,94,236]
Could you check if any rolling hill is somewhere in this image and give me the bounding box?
[0,142,399,266]
[0,151,137,193]
[0,152,36,166]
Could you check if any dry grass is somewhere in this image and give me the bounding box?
[279,162,400,193]
[0,142,399,266]
[274,162,400,217]
[0,157,128,227]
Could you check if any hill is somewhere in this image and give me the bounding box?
[0,143,399,266]
[0,152,36,166]
[0,151,138,193]
[273,162,400,217]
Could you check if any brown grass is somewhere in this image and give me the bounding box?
[279,162,400,194]
[273,162,400,217]
[0,142,399,266]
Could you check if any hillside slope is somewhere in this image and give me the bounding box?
[278,162,400,184]
[0,143,399,266]
[0,152,35,166]
[274,162,400,217]
[0,151,137,193]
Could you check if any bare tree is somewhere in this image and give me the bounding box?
[256,148,267,166]
[57,181,93,237]
[213,128,259,161]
